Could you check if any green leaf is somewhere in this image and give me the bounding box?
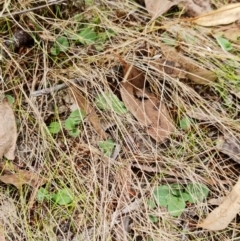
[181,192,190,202]
[148,215,159,223]
[51,188,74,205]
[98,139,115,157]
[64,109,85,131]
[153,185,171,207]
[56,36,69,52]
[169,183,184,196]
[51,36,69,55]
[64,118,75,131]
[50,46,60,56]
[167,195,186,217]
[76,28,97,45]
[69,109,85,124]
[36,188,51,202]
[180,117,191,130]
[95,92,127,114]
[185,183,209,203]
[216,36,232,51]
[48,121,61,134]
[5,95,15,105]
[147,199,157,209]
[68,128,80,138]
[97,29,116,43]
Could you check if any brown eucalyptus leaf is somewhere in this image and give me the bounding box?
[0,170,46,189]
[120,83,175,143]
[158,43,217,84]
[192,3,240,27]
[119,58,175,142]
[198,177,240,230]
[144,0,182,18]
[0,98,17,160]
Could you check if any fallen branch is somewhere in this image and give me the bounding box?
[30,78,83,97]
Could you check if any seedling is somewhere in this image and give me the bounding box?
[64,109,85,137]
[48,109,85,137]
[36,187,74,205]
[95,92,127,114]
[216,36,232,52]
[98,139,115,157]
[51,26,116,56]
[148,183,209,220]
[180,117,191,130]
[48,121,61,134]
[50,36,69,55]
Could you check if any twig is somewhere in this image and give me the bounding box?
[0,0,66,18]
[30,78,83,97]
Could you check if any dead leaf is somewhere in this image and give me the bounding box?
[198,177,240,230]
[144,0,182,19]
[70,86,108,140]
[120,76,175,143]
[158,43,217,84]
[192,3,240,27]
[119,57,175,142]
[0,195,18,241]
[179,0,212,17]
[216,135,240,164]
[0,98,17,160]
[0,226,5,241]
[0,170,46,189]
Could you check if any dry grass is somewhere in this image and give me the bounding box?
[0,0,240,240]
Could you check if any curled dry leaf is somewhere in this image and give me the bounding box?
[120,59,175,143]
[144,0,182,19]
[0,170,46,189]
[158,43,217,84]
[198,177,240,230]
[179,0,212,17]
[0,98,17,160]
[144,0,212,19]
[192,3,240,27]
[216,135,240,164]
[70,86,108,140]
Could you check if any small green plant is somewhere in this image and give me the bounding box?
[98,139,115,157]
[70,27,98,45]
[48,121,61,134]
[180,117,191,130]
[64,109,85,137]
[36,187,74,205]
[95,92,127,114]
[51,27,116,56]
[216,36,232,51]
[50,36,69,55]
[47,109,85,137]
[148,183,209,220]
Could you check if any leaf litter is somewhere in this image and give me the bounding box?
[119,58,175,143]
[0,97,17,160]
[198,177,240,230]
[1,0,240,240]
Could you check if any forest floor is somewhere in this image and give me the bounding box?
[0,0,240,240]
